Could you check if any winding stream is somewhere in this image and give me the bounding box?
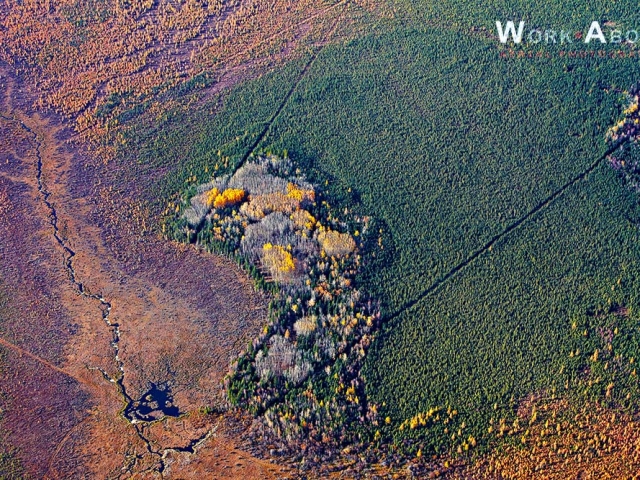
[1,69,252,476]
[0,97,177,473]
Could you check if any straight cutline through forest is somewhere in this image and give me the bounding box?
[187,1,348,241]
[227,3,348,177]
[382,141,626,327]
[210,17,629,335]
[180,4,637,441]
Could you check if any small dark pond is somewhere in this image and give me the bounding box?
[125,382,180,422]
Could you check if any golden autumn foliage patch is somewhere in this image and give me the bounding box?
[290,209,316,230]
[286,182,314,203]
[317,229,356,257]
[207,188,245,209]
[262,243,296,280]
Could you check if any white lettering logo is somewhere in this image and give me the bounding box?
[585,21,606,43]
[496,21,525,44]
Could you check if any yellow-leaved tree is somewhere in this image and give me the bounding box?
[207,188,245,209]
[262,243,296,282]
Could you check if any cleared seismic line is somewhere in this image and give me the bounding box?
[230,3,347,177]
[0,336,78,380]
[384,142,625,325]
